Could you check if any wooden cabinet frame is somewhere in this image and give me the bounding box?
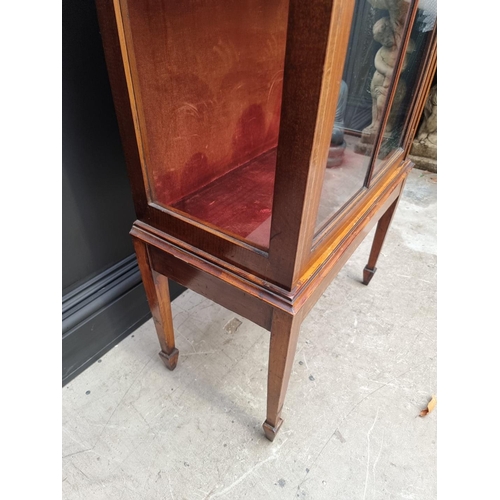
[96,0,437,441]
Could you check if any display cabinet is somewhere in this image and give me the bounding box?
[96,0,437,440]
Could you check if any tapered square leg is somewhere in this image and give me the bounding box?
[133,238,179,370]
[159,348,179,371]
[362,266,377,285]
[263,309,302,441]
[263,418,283,442]
[363,196,399,285]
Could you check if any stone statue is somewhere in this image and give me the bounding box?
[356,0,410,154]
[409,84,437,172]
[368,0,408,45]
[327,80,348,167]
[362,16,399,140]
[416,84,437,147]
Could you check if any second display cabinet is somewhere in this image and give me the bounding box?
[96,0,437,440]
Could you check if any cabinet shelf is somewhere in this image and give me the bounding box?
[172,148,276,248]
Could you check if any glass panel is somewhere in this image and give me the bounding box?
[315,0,413,234]
[122,0,289,249]
[374,0,436,176]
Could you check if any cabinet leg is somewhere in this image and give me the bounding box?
[133,238,179,370]
[263,310,301,441]
[363,196,399,286]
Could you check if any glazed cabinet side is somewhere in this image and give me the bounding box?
[271,0,421,287]
[297,2,437,287]
[95,0,362,291]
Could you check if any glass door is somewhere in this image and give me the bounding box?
[314,0,435,236]
[371,0,437,179]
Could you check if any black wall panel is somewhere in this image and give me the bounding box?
[62,0,185,385]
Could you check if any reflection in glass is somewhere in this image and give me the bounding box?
[374,0,436,175]
[315,0,411,234]
[328,80,348,168]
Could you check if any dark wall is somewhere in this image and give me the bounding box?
[62,0,137,292]
[62,0,184,385]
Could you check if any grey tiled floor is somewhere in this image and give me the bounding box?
[63,169,437,500]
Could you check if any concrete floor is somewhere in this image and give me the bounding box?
[62,169,437,500]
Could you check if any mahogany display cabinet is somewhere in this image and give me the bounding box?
[96,0,437,441]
